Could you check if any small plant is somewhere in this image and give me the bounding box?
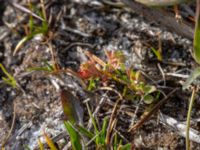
[13,0,49,55]
[151,47,162,61]
[37,87,131,150]
[0,63,17,88]
[78,50,157,104]
[182,2,200,150]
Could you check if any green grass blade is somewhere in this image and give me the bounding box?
[28,67,52,72]
[113,133,118,150]
[64,121,82,150]
[86,103,100,144]
[193,1,200,64]
[151,47,162,61]
[76,124,94,139]
[100,117,108,144]
[44,61,54,71]
[0,63,17,88]
[118,143,131,150]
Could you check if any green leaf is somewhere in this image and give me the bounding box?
[151,47,162,61]
[64,121,82,150]
[118,143,131,150]
[60,90,83,124]
[87,78,96,91]
[143,94,154,104]
[183,67,200,89]
[143,85,156,95]
[99,117,108,144]
[193,3,200,64]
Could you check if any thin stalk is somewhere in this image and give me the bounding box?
[186,87,196,150]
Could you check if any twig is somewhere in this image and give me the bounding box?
[64,42,94,52]
[9,2,44,21]
[128,88,178,132]
[63,27,91,37]
[157,63,166,86]
[104,88,123,145]
[159,112,200,144]
[165,73,189,78]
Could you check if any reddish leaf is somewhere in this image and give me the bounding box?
[60,89,83,124]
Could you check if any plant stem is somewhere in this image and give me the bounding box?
[186,87,196,150]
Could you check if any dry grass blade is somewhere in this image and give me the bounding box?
[1,103,16,147]
[99,87,123,145]
[84,51,107,67]
[43,131,59,150]
[186,86,196,150]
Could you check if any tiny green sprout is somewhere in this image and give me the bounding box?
[87,78,98,91]
[0,63,17,88]
[27,61,55,72]
[13,1,49,55]
[151,47,162,61]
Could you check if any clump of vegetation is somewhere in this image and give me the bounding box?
[5,1,200,150]
[78,50,157,104]
[13,0,49,55]
[37,88,131,150]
